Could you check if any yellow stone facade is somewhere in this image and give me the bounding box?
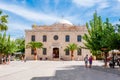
[25,20,91,60]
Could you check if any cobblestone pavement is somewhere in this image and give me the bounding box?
[0,61,120,80]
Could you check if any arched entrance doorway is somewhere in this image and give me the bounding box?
[53,48,59,58]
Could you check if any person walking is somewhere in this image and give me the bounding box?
[89,55,93,68]
[84,55,88,68]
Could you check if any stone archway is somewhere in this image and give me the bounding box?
[53,48,59,58]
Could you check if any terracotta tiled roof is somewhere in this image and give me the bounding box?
[31,24,87,32]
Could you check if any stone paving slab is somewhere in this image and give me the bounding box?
[0,61,120,80]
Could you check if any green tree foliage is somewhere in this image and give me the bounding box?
[26,41,43,50]
[117,19,120,33]
[0,10,8,31]
[15,38,25,53]
[110,19,120,50]
[26,41,43,60]
[64,43,78,60]
[0,32,17,55]
[83,12,115,56]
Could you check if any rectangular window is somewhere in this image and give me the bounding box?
[43,35,47,42]
[31,49,34,55]
[77,35,81,42]
[65,35,70,42]
[31,35,35,41]
[65,49,69,55]
[77,49,81,55]
[43,48,47,55]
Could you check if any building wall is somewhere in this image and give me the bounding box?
[25,26,91,60]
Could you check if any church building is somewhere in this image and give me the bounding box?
[25,19,91,60]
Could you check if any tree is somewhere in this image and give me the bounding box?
[111,19,120,50]
[26,41,43,60]
[0,32,18,64]
[108,33,120,50]
[83,12,114,52]
[15,38,25,53]
[83,12,114,67]
[65,43,78,60]
[5,36,18,55]
[0,32,8,54]
[0,10,8,31]
[116,19,120,33]
[0,33,17,55]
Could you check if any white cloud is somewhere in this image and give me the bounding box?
[72,0,109,9]
[0,2,84,25]
[0,2,60,23]
[108,3,120,17]
[98,2,109,9]
[6,29,25,39]
[8,22,31,30]
[72,0,100,7]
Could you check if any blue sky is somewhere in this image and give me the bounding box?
[0,0,120,39]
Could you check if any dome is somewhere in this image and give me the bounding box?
[58,19,73,25]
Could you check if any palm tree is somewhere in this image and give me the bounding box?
[26,41,43,60]
[65,43,78,60]
[0,10,8,31]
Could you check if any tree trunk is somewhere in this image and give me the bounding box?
[0,54,2,64]
[71,51,74,60]
[34,48,37,60]
[104,52,108,67]
[34,55,37,60]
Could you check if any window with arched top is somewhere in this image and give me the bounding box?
[77,49,81,55]
[43,35,47,42]
[31,35,35,41]
[43,48,47,55]
[77,35,81,42]
[65,35,70,42]
[65,49,69,55]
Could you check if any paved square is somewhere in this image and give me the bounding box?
[0,61,120,80]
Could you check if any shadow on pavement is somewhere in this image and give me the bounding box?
[31,65,120,80]
[91,66,120,75]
